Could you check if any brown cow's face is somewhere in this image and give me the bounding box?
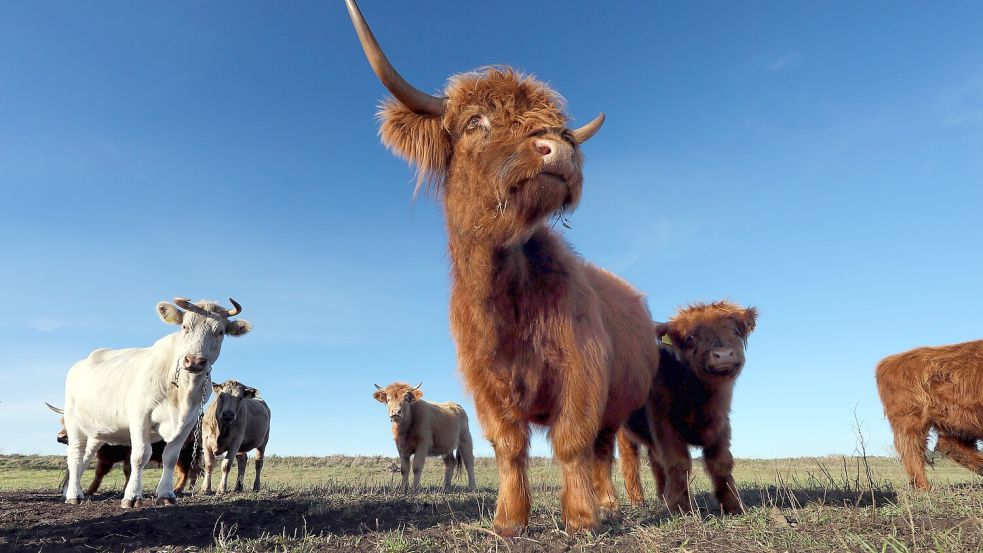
[379,70,585,245]
[211,380,258,424]
[373,382,423,424]
[659,302,758,382]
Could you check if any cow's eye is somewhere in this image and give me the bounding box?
[466,115,483,131]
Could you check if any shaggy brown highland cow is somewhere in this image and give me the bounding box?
[345,0,660,534]
[876,339,983,490]
[618,301,757,514]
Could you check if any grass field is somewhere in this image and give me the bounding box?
[1,453,981,552]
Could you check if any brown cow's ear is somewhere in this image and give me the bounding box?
[378,99,451,195]
[738,307,758,336]
[212,383,223,394]
[372,390,388,403]
[243,387,258,399]
[654,322,672,344]
[157,302,184,325]
[227,319,252,336]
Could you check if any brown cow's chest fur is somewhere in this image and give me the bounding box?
[450,228,601,426]
[650,347,735,447]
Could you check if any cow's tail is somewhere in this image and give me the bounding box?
[454,449,464,480]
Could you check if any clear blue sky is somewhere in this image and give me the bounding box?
[2,1,981,459]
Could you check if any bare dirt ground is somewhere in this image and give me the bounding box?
[2,455,981,552]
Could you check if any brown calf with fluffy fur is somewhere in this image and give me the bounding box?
[875,339,983,490]
[345,0,659,534]
[618,301,757,514]
[373,382,477,491]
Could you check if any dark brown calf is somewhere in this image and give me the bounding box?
[618,301,757,514]
[875,339,983,490]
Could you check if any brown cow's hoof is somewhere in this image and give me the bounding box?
[120,498,143,509]
[493,525,523,538]
[65,497,83,505]
[155,497,177,506]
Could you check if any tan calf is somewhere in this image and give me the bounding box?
[201,380,271,494]
[373,382,477,491]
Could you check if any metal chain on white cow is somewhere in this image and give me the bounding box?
[189,377,208,490]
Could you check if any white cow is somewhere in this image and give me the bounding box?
[62,297,251,508]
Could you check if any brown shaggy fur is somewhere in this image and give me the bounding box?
[875,339,983,490]
[373,382,477,492]
[619,301,757,514]
[369,65,660,534]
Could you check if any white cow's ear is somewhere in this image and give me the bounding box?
[227,319,252,336]
[157,302,184,325]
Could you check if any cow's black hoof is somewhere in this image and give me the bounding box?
[155,497,177,506]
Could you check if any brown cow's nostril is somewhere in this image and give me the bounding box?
[535,140,552,157]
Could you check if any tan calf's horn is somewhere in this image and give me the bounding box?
[412,382,423,391]
[571,113,605,144]
[374,383,383,390]
[345,0,447,116]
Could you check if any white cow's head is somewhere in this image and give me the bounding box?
[156,297,251,373]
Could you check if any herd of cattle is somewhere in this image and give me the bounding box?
[44,0,981,538]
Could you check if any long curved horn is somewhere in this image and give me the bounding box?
[374,383,383,390]
[173,297,193,310]
[45,402,64,415]
[345,0,447,115]
[412,382,423,391]
[227,298,242,317]
[571,113,605,144]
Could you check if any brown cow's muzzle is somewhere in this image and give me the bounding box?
[533,138,576,186]
[706,348,743,375]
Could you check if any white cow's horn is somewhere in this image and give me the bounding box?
[227,298,242,317]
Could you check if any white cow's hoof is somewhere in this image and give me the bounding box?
[120,498,144,509]
[155,496,177,506]
[65,497,83,505]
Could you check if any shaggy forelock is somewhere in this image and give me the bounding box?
[381,382,418,400]
[669,301,755,339]
[444,67,568,129]
[218,379,246,395]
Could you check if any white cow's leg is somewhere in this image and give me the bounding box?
[219,442,241,494]
[122,423,152,509]
[64,427,88,504]
[154,438,184,505]
[234,452,247,492]
[201,447,216,494]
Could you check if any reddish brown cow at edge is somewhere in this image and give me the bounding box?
[618,301,757,515]
[345,1,660,534]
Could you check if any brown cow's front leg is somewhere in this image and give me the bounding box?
[617,429,645,506]
[477,396,531,536]
[551,403,602,533]
[936,434,983,476]
[703,438,742,515]
[86,457,114,496]
[648,447,667,498]
[592,428,620,516]
[652,419,692,514]
[888,414,931,490]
